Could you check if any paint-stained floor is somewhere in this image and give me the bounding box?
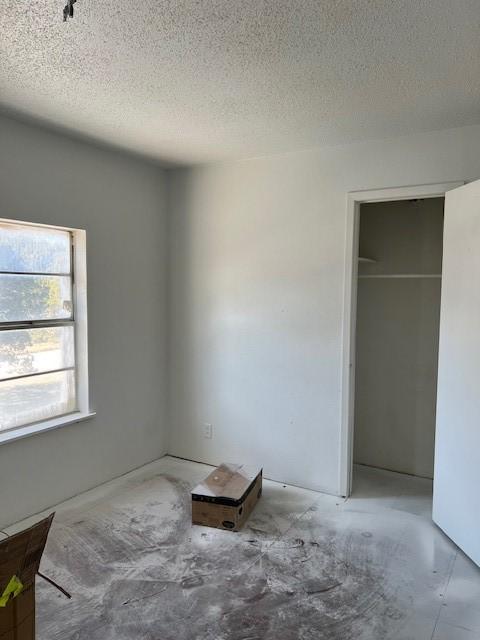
[6,457,480,639]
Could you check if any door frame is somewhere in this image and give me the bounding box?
[339,181,464,497]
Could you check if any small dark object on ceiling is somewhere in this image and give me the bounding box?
[63,0,77,21]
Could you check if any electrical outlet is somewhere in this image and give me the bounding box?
[203,423,213,439]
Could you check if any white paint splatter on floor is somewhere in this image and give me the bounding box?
[6,458,480,639]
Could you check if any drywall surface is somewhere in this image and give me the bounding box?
[168,124,480,495]
[354,199,444,479]
[0,114,168,528]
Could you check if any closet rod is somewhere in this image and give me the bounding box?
[358,274,441,279]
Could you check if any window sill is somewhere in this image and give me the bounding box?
[0,411,96,446]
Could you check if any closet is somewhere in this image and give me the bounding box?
[353,197,444,479]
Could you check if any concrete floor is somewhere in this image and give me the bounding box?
[7,457,480,639]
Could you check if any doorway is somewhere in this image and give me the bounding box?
[353,197,444,480]
[340,182,464,497]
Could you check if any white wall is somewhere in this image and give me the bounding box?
[0,114,169,528]
[168,124,480,495]
[354,199,444,479]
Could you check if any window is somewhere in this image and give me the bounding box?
[0,220,90,437]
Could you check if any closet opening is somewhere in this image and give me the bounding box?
[351,196,444,491]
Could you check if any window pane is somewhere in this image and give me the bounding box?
[0,369,76,431]
[0,274,72,322]
[0,326,74,381]
[0,222,71,274]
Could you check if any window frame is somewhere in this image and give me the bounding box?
[0,218,94,444]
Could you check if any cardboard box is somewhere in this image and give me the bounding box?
[0,586,35,640]
[192,464,262,531]
[0,514,54,640]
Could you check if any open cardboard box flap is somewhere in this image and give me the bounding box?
[192,463,262,504]
[0,514,54,640]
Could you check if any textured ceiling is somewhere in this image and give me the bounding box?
[1,1,479,164]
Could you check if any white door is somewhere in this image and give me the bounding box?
[433,179,480,566]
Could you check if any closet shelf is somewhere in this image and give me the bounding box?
[358,274,441,279]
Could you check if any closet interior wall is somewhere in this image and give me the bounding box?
[354,198,444,479]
